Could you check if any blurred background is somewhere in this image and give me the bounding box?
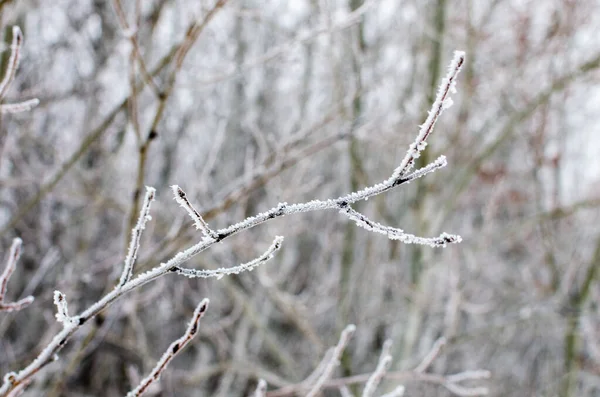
[1,0,599,396]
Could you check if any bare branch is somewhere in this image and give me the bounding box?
[118,187,156,288]
[362,340,393,397]
[127,298,209,397]
[0,26,22,100]
[306,324,356,397]
[415,337,447,373]
[380,385,405,397]
[254,379,267,397]
[0,238,34,313]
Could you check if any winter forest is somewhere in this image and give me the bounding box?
[1,0,600,396]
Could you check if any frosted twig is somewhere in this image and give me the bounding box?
[0,238,34,313]
[341,207,461,247]
[0,27,22,100]
[0,27,39,113]
[0,51,465,397]
[362,339,392,397]
[306,324,356,397]
[254,379,267,397]
[172,185,218,240]
[392,51,465,179]
[443,382,489,397]
[339,385,354,397]
[446,370,491,383]
[0,99,40,114]
[127,298,209,397]
[118,187,156,288]
[53,291,75,326]
[380,385,405,397]
[415,337,446,373]
[172,236,283,279]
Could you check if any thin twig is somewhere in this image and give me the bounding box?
[362,340,392,397]
[118,187,156,288]
[127,298,209,396]
[306,324,356,397]
[0,238,33,313]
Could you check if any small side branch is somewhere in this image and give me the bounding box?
[306,324,356,397]
[0,26,39,112]
[53,291,76,326]
[118,187,156,288]
[127,298,209,397]
[0,26,22,99]
[341,207,461,247]
[172,236,283,279]
[254,379,267,397]
[0,238,34,313]
[172,185,218,240]
[362,340,393,397]
[392,51,465,178]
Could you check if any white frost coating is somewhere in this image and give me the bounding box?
[118,187,156,288]
[341,207,461,247]
[0,51,466,396]
[53,291,76,325]
[127,298,209,397]
[392,50,465,179]
[174,236,284,279]
[171,185,218,240]
[442,97,454,109]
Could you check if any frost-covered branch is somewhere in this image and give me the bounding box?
[0,26,39,113]
[392,50,465,178]
[362,340,392,397]
[254,379,267,397]
[306,324,356,397]
[127,298,209,397]
[0,51,465,396]
[268,333,488,397]
[172,236,283,279]
[118,187,156,288]
[341,206,461,247]
[0,238,34,313]
[0,26,22,100]
[172,185,218,240]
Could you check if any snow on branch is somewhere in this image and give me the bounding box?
[127,298,209,397]
[171,185,218,240]
[118,187,156,288]
[0,26,39,113]
[171,236,283,279]
[306,324,356,397]
[0,238,34,313]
